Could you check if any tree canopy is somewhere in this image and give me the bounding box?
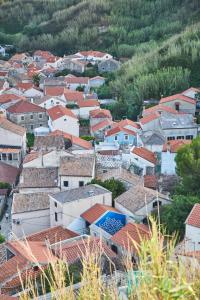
[90,178,126,200]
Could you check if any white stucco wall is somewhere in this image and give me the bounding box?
[161,100,196,115]
[39,97,66,109]
[59,175,93,190]
[161,151,176,175]
[185,224,200,251]
[79,106,100,119]
[12,208,50,238]
[49,115,79,136]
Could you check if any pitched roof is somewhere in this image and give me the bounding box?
[115,185,169,214]
[12,192,49,214]
[132,147,157,164]
[77,50,107,58]
[65,76,89,84]
[117,119,140,130]
[111,222,151,252]
[143,104,181,116]
[81,203,119,224]
[90,76,105,81]
[0,93,22,104]
[19,167,58,188]
[160,93,196,105]
[17,82,34,91]
[47,105,78,121]
[90,108,112,119]
[27,226,78,244]
[140,112,160,125]
[7,100,46,114]
[91,119,113,133]
[186,204,200,228]
[144,175,157,189]
[0,116,26,135]
[34,135,67,150]
[59,155,95,177]
[77,99,99,108]
[44,86,65,96]
[63,90,84,102]
[0,162,19,185]
[106,126,136,137]
[162,140,191,153]
[49,130,92,149]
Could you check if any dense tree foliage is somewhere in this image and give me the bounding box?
[0,234,5,244]
[26,133,35,148]
[90,178,126,200]
[175,137,200,195]
[0,182,10,189]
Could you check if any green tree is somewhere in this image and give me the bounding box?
[32,74,40,87]
[0,182,10,189]
[0,234,5,244]
[160,195,200,240]
[27,133,35,148]
[90,178,126,200]
[175,137,200,195]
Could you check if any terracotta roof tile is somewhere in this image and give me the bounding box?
[0,116,26,135]
[0,93,22,104]
[78,51,107,58]
[106,126,136,137]
[111,222,151,252]
[162,140,191,153]
[81,203,119,224]
[90,108,112,119]
[63,90,84,102]
[17,82,34,91]
[186,204,200,228]
[44,86,65,96]
[160,93,196,105]
[91,119,113,133]
[144,175,157,189]
[0,162,19,185]
[140,112,160,125]
[118,119,140,130]
[132,147,157,164]
[65,76,89,84]
[49,130,92,149]
[47,105,78,121]
[77,99,99,108]
[143,104,181,116]
[7,100,46,114]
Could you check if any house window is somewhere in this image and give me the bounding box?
[114,135,118,141]
[40,124,42,127]
[175,102,180,111]
[30,114,33,120]
[177,136,184,140]
[124,134,129,141]
[39,113,43,119]
[63,181,69,187]
[186,135,193,140]
[167,136,175,141]
[64,118,67,121]
[55,212,58,222]
[153,200,162,208]
[8,153,12,161]
[30,125,34,130]
[21,115,24,121]
[55,202,57,208]
[111,244,118,254]
[79,181,84,187]
[2,153,6,160]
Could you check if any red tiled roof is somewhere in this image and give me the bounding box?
[0,71,8,77]
[118,119,140,130]
[59,237,116,264]
[17,82,34,91]
[63,90,84,102]
[7,100,46,114]
[0,93,22,104]
[0,116,26,135]
[182,87,200,94]
[186,204,200,228]
[140,112,160,125]
[144,175,157,189]
[0,162,19,185]
[90,108,112,119]
[34,50,53,58]
[77,99,99,108]
[78,51,107,58]
[143,104,181,116]
[162,140,191,153]
[81,203,119,224]
[27,226,78,244]
[111,222,151,252]
[47,105,77,121]
[132,147,157,164]
[45,86,65,96]
[0,295,18,299]
[49,130,92,149]
[91,119,113,133]
[23,151,39,164]
[160,93,196,105]
[65,76,89,84]
[106,126,136,137]
[90,76,105,80]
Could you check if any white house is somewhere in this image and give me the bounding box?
[159,93,196,115]
[48,105,79,136]
[65,75,90,91]
[49,184,112,230]
[59,155,95,190]
[89,76,105,88]
[182,87,200,100]
[161,140,191,175]
[11,192,50,238]
[138,131,166,153]
[115,185,171,222]
[75,51,113,63]
[77,99,100,119]
[23,87,43,99]
[37,96,66,109]
[140,112,161,132]
[185,204,200,252]
[89,108,112,126]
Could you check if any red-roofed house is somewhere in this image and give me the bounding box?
[110,222,151,260]
[7,100,48,133]
[130,147,157,176]
[139,112,160,131]
[77,99,100,119]
[161,140,191,175]
[142,104,182,117]
[65,76,90,91]
[44,86,65,96]
[159,93,196,115]
[105,126,137,148]
[76,50,112,62]
[62,89,84,103]
[89,76,105,88]
[185,204,200,252]
[48,105,79,136]
[91,119,113,140]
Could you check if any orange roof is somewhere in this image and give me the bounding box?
[65,76,89,84]
[111,223,151,252]
[47,105,77,121]
[143,104,181,116]
[63,90,84,102]
[0,93,22,104]
[27,226,78,244]
[160,94,196,105]
[144,175,157,189]
[140,112,160,125]
[186,204,200,228]
[91,119,113,132]
[0,148,20,153]
[162,140,191,153]
[106,125,136,137]
[77,99,99,108]
[182,87,200,94]
[90,108,112,119]
[81,203,119,224]
[45,86,65,96]
[17,82,34,91]
[118,119,140,130]
[132,147,157,164]
[7,100,46,114]
[78,50,107,58]
[49,130,92,149]
[34,50,53,58]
